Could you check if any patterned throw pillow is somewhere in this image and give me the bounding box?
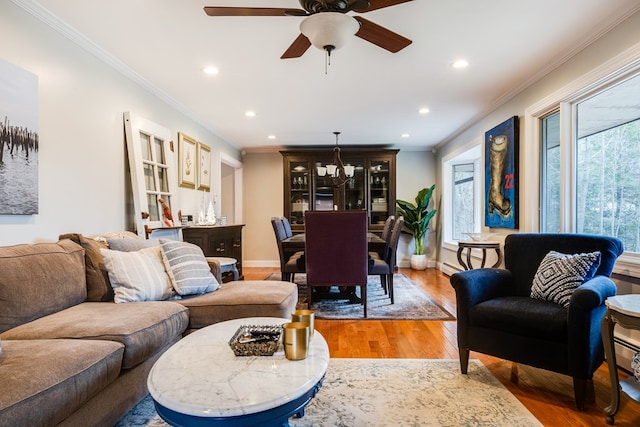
[159,240,220,296]
[100,246,175,303]
[530,250,601,307]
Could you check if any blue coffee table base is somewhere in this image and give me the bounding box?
[153,375,324,427]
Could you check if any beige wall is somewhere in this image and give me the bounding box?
[0,1,241,245]
[242,149,436,267]
[436,9,640,273]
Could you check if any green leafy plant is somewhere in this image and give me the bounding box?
[396,184,437,255]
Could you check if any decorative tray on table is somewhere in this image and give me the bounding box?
[228,324,282,356]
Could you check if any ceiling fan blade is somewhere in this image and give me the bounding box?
[356,0,413,13]
[281,34,312,59]
[354,16,412,53]
[203,7,306,17]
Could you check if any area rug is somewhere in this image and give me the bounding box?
[265,273,454,320]
[115,359,542,427]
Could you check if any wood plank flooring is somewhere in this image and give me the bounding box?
[244,267,640,426]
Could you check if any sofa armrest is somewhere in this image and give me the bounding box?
[207,258,223,283]
[450,268,514,307]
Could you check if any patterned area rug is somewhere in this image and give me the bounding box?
[265,273,454,320]
[115,359,541,427]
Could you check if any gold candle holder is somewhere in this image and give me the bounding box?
[291,309,314,341]
[283,322,309,361]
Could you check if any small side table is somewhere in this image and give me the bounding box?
[457,241,502,270]
[206,256,240,281]
[602,294,640,425]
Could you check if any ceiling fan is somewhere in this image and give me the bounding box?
[203,0,413,59]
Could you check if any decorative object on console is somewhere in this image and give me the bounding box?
[158,197,174,227]
[396,184,437,270]
[178,132,197,189]
[316,132,354,187]
[485,116,519,229]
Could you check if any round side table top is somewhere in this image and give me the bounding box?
[605,294,640,317]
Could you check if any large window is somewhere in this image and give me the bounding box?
[540,71,640,253]
[443,144,481,243]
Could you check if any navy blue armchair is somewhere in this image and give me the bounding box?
[450,233,623,410]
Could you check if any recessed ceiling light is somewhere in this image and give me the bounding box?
[401,133,410,138]
[451,59,469,69]
[418,107,430,115]
[245,111,256,118]
[267,135,276,140]
[203,66,219,75]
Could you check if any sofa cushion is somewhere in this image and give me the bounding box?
[179,280,298,330]
[100,246,175,303]
[59,233,113,302]
[0,339,124,427]
[470,296,568,342]
[160,240,220,296]
[530,250,601,307]
[0,240,86,334]
[0,302,188,369]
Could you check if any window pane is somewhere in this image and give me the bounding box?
[576,73,640,252]
[452,163,475,240]
[154,137,165,164]
[144,164,156,191]
[139,132,151,161]
[158,166,168,193]
[147,194,159,221]
[541,111,560,232]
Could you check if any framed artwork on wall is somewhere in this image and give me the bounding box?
[197,141,211,191]
[0,58,39,215]
[484,116,519,229]
[178,132,196,188]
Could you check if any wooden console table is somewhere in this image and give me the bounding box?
[182,225,244,281]
[456,241,502,270]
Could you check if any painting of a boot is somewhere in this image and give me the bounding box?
[485,116,518,228]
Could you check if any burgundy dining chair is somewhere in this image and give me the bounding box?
[304,210,369,317]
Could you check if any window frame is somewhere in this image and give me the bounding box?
[524,42,640,276]
[442,140,482,249]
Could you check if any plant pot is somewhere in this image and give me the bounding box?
[410,254,428,270]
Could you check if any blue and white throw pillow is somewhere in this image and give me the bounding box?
[159,240,220,296]
[530,250,601,307]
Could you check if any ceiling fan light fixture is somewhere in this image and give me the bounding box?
[300,12,359,52]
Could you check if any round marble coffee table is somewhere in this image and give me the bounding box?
[147,317,329,426]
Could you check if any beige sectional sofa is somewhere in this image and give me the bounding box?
[0,234,297,426]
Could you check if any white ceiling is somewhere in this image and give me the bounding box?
[19,0,640,151]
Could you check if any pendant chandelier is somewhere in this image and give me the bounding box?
[316,132,354,187]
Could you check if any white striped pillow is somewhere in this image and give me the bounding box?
[100,246,175,303]
[159,240,220,295]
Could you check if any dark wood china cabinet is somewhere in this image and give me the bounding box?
[281,148,398,233]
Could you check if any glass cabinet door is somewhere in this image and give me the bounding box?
[343,159,366,211]
[288,161,310,226]
[313,159,335,211]
[369,159,391,227]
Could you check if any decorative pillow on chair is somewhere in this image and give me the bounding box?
[530,250,601,307]
[159,240,220,296]
[100,246,175,303]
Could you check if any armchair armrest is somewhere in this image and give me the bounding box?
[450,268,514,307]
[207,258,223,283]
[569,275,617,311]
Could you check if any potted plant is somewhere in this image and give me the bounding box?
[396,184,437,270]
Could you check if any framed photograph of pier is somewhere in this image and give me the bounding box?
[0,58,39,215]
[484,116,519,229]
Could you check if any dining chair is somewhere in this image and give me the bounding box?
[270,217,304,282]
[368,216,404,304]
[304,210,369,317]
[369,215,395,261]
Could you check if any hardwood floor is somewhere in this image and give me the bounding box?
[244,266,640,426]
